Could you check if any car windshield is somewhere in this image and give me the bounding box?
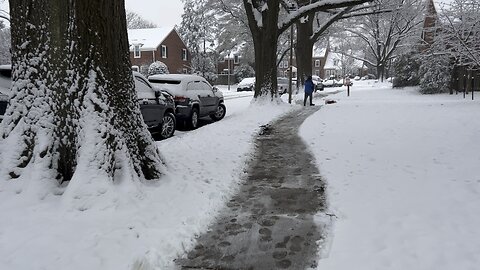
[148,79,181,85]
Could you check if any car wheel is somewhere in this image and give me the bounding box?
[188,107,199,129]
[210,103,226,121]
[159,112,176,139]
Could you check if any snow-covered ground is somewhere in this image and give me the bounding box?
[300,80,480,270]
[1,80,479,269]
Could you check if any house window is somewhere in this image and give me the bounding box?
[279,61,284,68]
[161,45,167,58]
[183,68,188,74]
[333,59,338,66]
[234,55,239,64]
[315,60,320,67]
[182,49,188,61]
[315,69,320,76]
[284,60,289,68]
[134,45,141,58]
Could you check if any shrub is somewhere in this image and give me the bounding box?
[392,52,421,87]
[147,61,169,76]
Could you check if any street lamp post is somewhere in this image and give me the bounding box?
[288,20,294,104]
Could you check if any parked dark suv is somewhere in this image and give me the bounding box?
[0,67,175,139]
[148,74,226,129]
[133,72,176,139]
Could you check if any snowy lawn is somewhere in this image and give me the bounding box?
[300,80,480,270]
[2,80,478,270]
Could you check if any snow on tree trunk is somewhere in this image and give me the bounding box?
[0,0,164,185]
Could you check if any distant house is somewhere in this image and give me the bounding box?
[312,45,328,78]
[128,27,191,74]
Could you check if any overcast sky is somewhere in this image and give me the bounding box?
[0,0,184,28]
[124,0,184,28]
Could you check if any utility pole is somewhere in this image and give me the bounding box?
[288,25,294,104]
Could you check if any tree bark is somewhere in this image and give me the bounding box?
[1,0,164,183]
[295,14,315,86]
[244,0,280,99]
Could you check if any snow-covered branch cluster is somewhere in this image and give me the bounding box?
[437,0,480,69]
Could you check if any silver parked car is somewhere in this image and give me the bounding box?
[237,77,255,92]
[148,74,226,130]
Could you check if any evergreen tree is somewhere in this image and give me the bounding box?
[392,52,421,87]
[419,54,452,94]
[234,64,255,82]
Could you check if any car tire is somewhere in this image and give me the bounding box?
[188,107,199,130]
[159,112,176,139]
[210,103,226,121]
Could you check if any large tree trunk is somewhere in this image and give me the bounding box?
[295,14,315,87]
[244,0,280,99]
[1,0,164,183]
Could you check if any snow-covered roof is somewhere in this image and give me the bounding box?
[127,27,174,51]
[313,46,327,58]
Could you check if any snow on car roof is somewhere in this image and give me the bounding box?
[240,77,255,83]
[148,74,206,82]
[128,27,174,51]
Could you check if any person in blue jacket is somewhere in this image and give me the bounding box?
[304,75,315,106]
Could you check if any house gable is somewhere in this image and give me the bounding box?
[128,27,191,74]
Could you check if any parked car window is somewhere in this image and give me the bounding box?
[200,81,212,91]
[186,81,196,91]
[135,76,155,99]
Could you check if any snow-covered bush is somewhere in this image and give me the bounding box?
[392,52,421,88]
[419,54,452,94]
[234,64,255,82]
[147,61,169,76]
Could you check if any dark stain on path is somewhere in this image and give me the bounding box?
[176,106,326,270]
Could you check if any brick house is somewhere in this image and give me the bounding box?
[128,27,191,74]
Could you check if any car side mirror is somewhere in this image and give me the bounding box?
[154,90,161,103]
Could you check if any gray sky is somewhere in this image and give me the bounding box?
[1,0,184,28]
[124,0,184,28]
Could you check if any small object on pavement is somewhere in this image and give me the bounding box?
[325,99,337,104]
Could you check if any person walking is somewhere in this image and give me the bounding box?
[304,75,315,106]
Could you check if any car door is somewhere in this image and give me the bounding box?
[187,81,210,116]
[199,80,218,113]
[135,75,166,128]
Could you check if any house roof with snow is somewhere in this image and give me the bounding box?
[127,27,175,51]
[313,46,327,58]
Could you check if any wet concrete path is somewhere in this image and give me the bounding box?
[176,106,326,270]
